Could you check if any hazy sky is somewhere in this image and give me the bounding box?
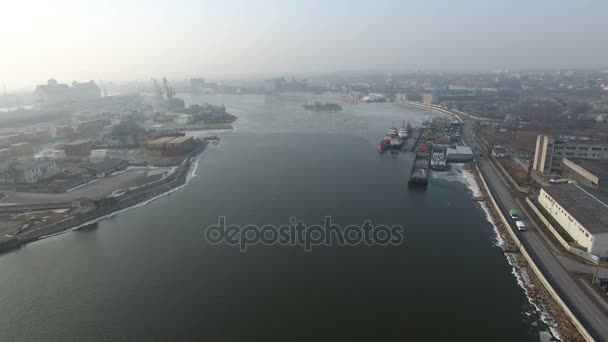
[2,0,607,90]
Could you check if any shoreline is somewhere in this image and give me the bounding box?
[0,141,208,253]
[465,164,585,341]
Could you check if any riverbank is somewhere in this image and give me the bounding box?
[0,141,208,253]
[466,164,585,341]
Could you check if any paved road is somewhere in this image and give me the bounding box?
[462,120,608,341]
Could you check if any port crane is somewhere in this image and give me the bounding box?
[98,79,108,97]
[162,77,175,101]
[151,77,164,100]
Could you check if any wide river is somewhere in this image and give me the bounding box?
[0,93,552,341]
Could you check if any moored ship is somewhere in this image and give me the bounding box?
[378,136,390,153]
[430,145,448,171]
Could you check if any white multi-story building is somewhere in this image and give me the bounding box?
[0,160,59,184]
[533,134,608,173]
[538,183,608,257]
[175,114,193,125]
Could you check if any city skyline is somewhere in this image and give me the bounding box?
[2,0,608,89]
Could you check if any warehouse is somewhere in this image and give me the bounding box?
[85,158,128,178]
[446,146,473,162]
[64,139,92,158]
[538,183,608,257]
[163,136,194,156]
[561,158,608,192]
[0,160,59,184]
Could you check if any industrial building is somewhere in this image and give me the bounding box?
[53,125,76,138]
[0,160,59,184]
[33,79,101,107]
[446,146,474,162]
[163,136,194,156]
[85,159,128,178]
[90,150,109,163]
[538,183,608,257]
[175,114,193,124]
[64,139,92,158]
[533,134,608,173]
[561,158,608,192]
[145,136,194,157]
[422,93,438,105]
[76,119,111,137]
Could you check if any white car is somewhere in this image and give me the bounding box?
[516,221,526,232]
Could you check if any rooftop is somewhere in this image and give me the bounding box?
[565,159,608,182]
[165,136,192,144]
[543,183,608,234]
[65,139,91,146]
[11,160,56,170]
[85,158,128,173]
[447,146,473,154]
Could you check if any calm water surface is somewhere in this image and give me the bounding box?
[0,93,548,341]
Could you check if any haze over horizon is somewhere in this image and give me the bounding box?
[2,0,607,90]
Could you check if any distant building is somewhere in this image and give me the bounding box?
[33,79,72,107]
[561,158,608,192]
[53,125,76,138]
[264,77,286,92]
[0,160,58,184]
[533,134,608,173]
[422,93,438,105]
[175,114,193,125]
[71,81,101,101]
[538,184,608,257]
[190,78,206,94]
[90,150,109,164]
[64,139,92,158]
[33,79,100,108]
[85,158,128,178]
[76,119,111,137]
[163,136,194,156]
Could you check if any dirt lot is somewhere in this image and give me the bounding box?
[498,158,530,187]
[0,209,71,237]
[0,167,171,205]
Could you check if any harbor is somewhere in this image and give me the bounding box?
[0,93,556,341]
[377,116,474,187]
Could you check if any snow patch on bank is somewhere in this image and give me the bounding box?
[38,152,205,239]
[449,164,561,341]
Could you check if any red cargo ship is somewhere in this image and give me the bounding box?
[378,137,390,153]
